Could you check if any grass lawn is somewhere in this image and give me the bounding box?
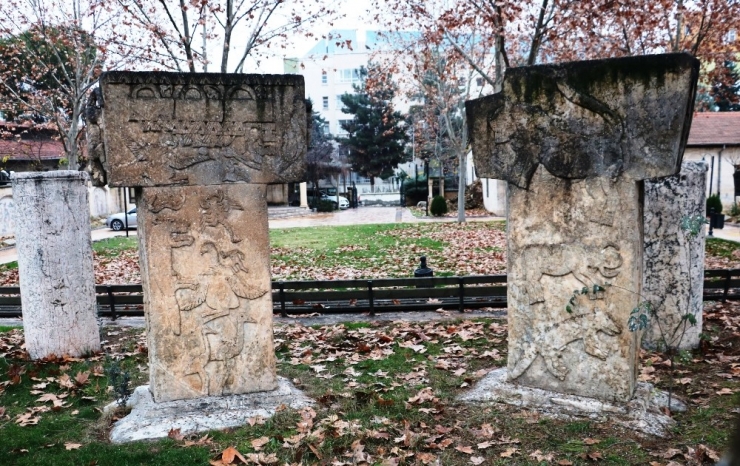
[0,222,739,464]
[92,237,139,257]
[0,306,737,465]
[270,222,507,279]
[2,222,738,285]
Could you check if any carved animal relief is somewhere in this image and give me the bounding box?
[466,54,699,402]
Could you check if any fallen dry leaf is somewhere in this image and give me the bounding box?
[530,450,555,462]
[64,442,82,450]
[697,444,721,462]
[250,437,270,450]
[220,446,247,464]
[75,371,90,386]
[500,447,518,458]
[15,412,40,426]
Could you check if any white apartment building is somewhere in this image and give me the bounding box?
[284,29,418,198]
[284,29,507,213]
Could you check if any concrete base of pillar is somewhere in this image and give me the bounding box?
[458,368,684,438]
[108,377,313,443]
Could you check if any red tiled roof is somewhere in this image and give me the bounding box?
[0,138,64,160]
[687,112,740,146]
[0,120,56,131]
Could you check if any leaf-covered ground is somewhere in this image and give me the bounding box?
[1,223,738,286]
[0,298,738,465]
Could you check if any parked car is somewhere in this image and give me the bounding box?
[322,193,350,210]
[106,207,137,231]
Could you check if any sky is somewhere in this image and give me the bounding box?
[250,0,375,74]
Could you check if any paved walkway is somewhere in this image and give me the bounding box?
[0,228,138,265]
[710,223,740,242]
[0,207,502,265]
[2,207,735,266]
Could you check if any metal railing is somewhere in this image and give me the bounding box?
[1,269,739,319]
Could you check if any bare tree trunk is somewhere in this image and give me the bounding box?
[439,166,444,197]
[673,0,684,52]
[221,0,234,73]
[493,4,509,92]
[527,0,549,65]
[176,0,196,72]
[457,151,466,223]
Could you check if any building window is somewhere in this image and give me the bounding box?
[336,68,361,84]
[727,29,737,44]
[336,95,344,110]
[322,96,329,109]
[338,119,353,134]
[476,77,484,87]
[321,71,327,85]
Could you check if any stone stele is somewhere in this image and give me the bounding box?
[11,171,100,359]
[643,162,707,350]
[96,72,307,402]
[466,53,699,402]
[97,72,306,187]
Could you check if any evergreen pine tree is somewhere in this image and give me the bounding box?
[338,66,408,191]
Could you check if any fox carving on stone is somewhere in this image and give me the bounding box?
[521,243,623,304]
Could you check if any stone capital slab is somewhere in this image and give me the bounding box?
[98,72,307,187]
[466,53,699,188]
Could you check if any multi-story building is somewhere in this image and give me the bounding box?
[284,29,417,200]
[284,29,505,212]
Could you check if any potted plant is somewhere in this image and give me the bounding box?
[707,194,725,229]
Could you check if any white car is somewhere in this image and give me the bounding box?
[322,193,350,210]
[106,207,137,231]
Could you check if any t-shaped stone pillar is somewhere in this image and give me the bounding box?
[467,54,699,402]
[92,72,307,402]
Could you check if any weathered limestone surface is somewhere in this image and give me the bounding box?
[467,54,699,402]
[643,162,707,349]
[108,379,313,443]
[139,184,276,402]
[95,72,307,404]
[458,368,683,438]
[467,54,699,189]
[11,171,100,359]
[506,167,641,401]
[97,72,307,187]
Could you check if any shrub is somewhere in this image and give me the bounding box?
[430,195,448,217]
[706,194,723,215]
[105,358,132,408]
[731,202,740,217]
[316,200,336,212]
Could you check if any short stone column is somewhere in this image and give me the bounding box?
[11,171,100,359]
[467,53,699,402]
[643,162,707,349]
[299,182,308,208]
[94,72,307,402]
